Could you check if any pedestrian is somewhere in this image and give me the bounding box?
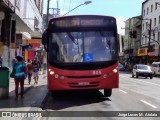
[32,56,41,84]
[12,56,27,100]
[27,59,33,84]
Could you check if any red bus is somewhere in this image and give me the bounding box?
[42,15,119,97]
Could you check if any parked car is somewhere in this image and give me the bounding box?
[118,63,125,71]
[132,64,153,79]
[151,62,160,76]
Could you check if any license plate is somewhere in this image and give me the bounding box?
[144,74,148,75]
[78,82,90,85]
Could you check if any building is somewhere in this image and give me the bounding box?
[118,34,125,64]
[141,0,160,64]
[0,0,43,67]
[123,16,142,65]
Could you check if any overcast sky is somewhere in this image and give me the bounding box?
[43,0,145,35]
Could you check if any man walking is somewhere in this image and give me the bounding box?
[32,57,41,84]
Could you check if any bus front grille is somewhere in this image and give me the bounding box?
[66,75,101,79]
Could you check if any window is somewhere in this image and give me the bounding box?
[146,22,148,29]
[159,16,160,24]
[147,7,149,14]
[155,3,158,10]
[142,36,144,45]
[158,32,160,42]
[154,18,156,26]
[143,23,144,30]
[144,9,145,17]
[153,33,155,41]
[145,36,148,45]
[151,5,153,12]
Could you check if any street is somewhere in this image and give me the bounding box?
[1,72,160,120]
[39,72,160,120]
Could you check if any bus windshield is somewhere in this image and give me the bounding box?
[48,31,118,63]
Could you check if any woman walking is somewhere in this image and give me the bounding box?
[27,59,33,84]
[12,56,27,100]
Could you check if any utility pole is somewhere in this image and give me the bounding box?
[129,19,133,65]
[46,0,50,27]
[128,19,131,64]
[147,19,151,65]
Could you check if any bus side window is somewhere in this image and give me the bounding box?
[42,30,49,51]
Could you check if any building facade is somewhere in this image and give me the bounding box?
[141,0,160,64]
[0,0,43,67]
[123,16,142,65]
[118,34,125,64]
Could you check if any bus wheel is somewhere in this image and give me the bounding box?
[104,89,112,97]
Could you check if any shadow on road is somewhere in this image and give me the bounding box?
[42,90,111,110]
[0,85,47,109]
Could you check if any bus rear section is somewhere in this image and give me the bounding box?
[42,15,119,97]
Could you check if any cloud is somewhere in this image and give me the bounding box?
[115,16,126,35]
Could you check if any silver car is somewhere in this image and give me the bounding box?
[132,64,153,79]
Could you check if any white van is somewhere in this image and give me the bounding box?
[151,62,160,76]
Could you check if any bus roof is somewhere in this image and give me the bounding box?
[49,15,116,21]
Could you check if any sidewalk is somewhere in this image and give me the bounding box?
[0,72,48,112]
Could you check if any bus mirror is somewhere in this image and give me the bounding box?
[42,31,48,51]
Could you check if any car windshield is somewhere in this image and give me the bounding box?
[137,65,150,70]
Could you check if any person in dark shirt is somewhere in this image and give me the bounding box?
[32,57,41,84]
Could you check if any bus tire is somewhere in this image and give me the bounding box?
[104,89,112,97]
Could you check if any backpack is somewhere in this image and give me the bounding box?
[13,62,26,79]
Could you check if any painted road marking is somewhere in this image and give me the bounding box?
[140,100,157,109]
[120,75,160,87]
[119,89,127,94]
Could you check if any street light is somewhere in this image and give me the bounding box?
[62,1,92,16]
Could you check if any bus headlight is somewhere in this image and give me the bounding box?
[113,69,118,73]
[50,71,54,75]
[55,74,59,78]
[48,69,51,72]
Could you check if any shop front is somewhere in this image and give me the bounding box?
[137,48,148,64]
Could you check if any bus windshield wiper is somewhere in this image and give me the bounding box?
[67,32,78,45]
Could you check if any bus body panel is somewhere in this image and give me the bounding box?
[48,62,119,91]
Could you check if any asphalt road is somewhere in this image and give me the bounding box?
[39,72,160,120]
